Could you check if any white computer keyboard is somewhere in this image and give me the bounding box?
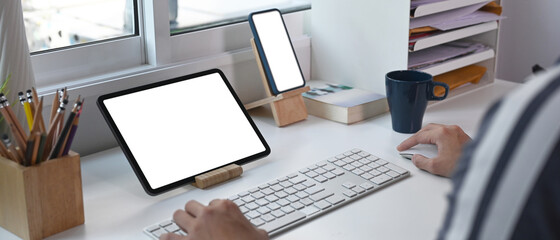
[144,148,410,239]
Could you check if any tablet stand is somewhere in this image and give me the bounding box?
[192,164,243,189]
[244,38,310,127]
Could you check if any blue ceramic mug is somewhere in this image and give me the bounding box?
[385,70,449,133]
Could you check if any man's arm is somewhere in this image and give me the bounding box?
[160,199,269,240]
[397,123,471,177]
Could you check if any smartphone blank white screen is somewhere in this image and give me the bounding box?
[102,73,267,189]
[252,10,305,92]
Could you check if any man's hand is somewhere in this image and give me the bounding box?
[160,199,269,240]
[397,124,471,177]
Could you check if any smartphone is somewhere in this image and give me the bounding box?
[249,9,306,95]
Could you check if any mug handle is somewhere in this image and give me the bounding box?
[429,82,449,101]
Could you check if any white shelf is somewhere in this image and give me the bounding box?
[410,21,497,52]
[411,0,490,18]
[421,48,495,76]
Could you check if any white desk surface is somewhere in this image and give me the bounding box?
[1,80,519,240]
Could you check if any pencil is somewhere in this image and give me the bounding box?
[44,99,67,161]
[49,90,60,124]
[26,90,36,116]
[31,87,40,110]
[35,134,47,164]
[31,97,45,133]
[19,92,34,130]
[0,96,27,152]
[62,99,83,156]
[25,137,35,166]
[31,132,41,165]
[2,134,21,164]
[50,111,76,159]
[0,134,10,158]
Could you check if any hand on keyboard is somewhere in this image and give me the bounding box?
[160,199,269,240]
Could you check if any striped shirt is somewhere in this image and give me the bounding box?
[438,64,560,240]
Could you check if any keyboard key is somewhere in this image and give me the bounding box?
[257,207,271,215]
[332,168,345,176]
[292,201,305,210]
[386,171,400,178]
[271,184,284,192]
[267,180,279,186]
[351,169,365,176]
[361,172,374,180]
[271,209,285,218]
[249,188,260,193]
[359,182,375,190]
[277,199,290,207]
[350,154,362,160]
[351,161,363,168]
[247,210,261,219]
[305,171,319,178]
[385,163,408,175]
[360,165,373,172]
[242,195,255,203]
[267,202,281,210]
[287,173,298,178]
[289,176,306,185]
[159,220,173,227]
[366,155,379,161]
[314,175,328,183]
[279,181,293,188]
[295,191,309,199]
[351,149,362,153]
[260,211,306,233]
[327,157,337,162]
[284,187,298,195]
[262,213,276,222]
[316,160,328,167]
[252,191,265,199]
[256,198,269,206]
[344,151,354,156]
[375,159,388,165]
[146,225,160,232]
[228,195,239,201]
[293,184,306,191]
[371,174,392,185]
[352,186,365,194]
[305,186,324,195]
[151,228,168,238]
[164,224,180,233]
[281,205,295,214]
[301,206,320,216]
[335,154,345,159]
[377,166,390,173]
[334,160,346,167]
[240,206,249,214]
[238,191,250,197]
[358,152,370,157]
[261,187,274,195]
[323,171,336,179]
[287,195,299,203]
[314,200,331,210]
[310,191,334,202]
[343,190,357,198]
[342,157,354,164]
[367,162,381,169]
[278,176,289,182]
[326,195,345,205]
[259,184,269,189]
[342,181,356,189]
[315,168,327,174]
[275,191,288,199]
[246,202,259,210]
[251,217,265,227]
[369,169,382,176]
[323,164,336,171]
[233,199,245,206]
[300,197,314,206]
[307,164,318,170]
[343,165,355,171]
[299,168,310,174]
[359,158,371,165]
[265,195,279,202]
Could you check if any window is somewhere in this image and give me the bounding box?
[22,0,137,53]
[170,0,310,34]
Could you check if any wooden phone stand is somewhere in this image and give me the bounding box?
[244,38,309,127]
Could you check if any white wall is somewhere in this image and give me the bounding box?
[497,0,560,82]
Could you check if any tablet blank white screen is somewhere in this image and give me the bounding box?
[103,73,266,189]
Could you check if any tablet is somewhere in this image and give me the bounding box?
[97,69,270,195]
[249,9,306,95]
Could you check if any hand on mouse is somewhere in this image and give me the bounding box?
[397,123,471,177]
[160,199,269,240]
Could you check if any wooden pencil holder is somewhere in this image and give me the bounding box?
[0,152,84,240]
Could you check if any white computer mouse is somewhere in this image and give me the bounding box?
[399,144,438,160]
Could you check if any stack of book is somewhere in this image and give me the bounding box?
[302,81,388,124]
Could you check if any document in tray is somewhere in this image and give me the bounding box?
[408,41,489,70]
[431,11,505,31]
[410,1,490,29]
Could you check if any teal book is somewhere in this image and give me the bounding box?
[302,81,388,124]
